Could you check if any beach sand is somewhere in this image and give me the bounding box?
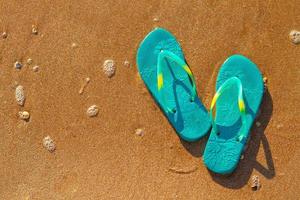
[0,0,299,199]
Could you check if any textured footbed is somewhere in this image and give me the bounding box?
[203,54,264,174]
[136,28,211,141]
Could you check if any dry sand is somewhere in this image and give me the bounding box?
[0,0,300,199]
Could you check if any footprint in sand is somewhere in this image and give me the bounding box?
[167,144,199,174]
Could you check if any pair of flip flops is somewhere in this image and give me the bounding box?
[136,28,264,174]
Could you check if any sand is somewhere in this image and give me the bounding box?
[0,0,299,199]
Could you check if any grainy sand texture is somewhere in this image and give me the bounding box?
[0,0,300,199]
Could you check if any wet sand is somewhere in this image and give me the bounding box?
[0,0,300,199]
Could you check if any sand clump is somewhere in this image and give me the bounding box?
[31,25,38,35]
[71,42,78,48]
[43,136,56,152]
[14,61,23,70]
[87,105,99,117]
[289,30,300,44]
[103,59,116,78]
[18,111,30,120]
[153,17,159,22]
[276,124,283,129]
[135,128,144,136]
[2,31,7,39]
[32,65,39,72]
[15,85,25,106]
[124,60,130,67]
[26,58,33,65]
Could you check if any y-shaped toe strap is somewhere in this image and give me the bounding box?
[157,50,197,113]
[210,77,247,142]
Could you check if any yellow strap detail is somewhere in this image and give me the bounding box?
[183,65,192,76]
[210,92,220,110]
[157,74,163,90]
[238,99,245,113]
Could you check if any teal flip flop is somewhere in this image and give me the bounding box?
[136,28,211,141]
[203,54,264,174]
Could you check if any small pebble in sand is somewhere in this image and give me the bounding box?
[15,85,25,106]
[71,42,78,48]
[135,128,144,136]
[14,61,23,70]
[240,154,244,160]
[27,58,33,65]
[256,121,261,127]
[276,124,283,129]
[18,111,30,120]
[2,32,7,39]
[32,65,39,72]
[251,175,261,191]
[103,59,116,78]
[87,105,99,117]
[124,60,131,67]
[31,25,38,35]
[289,30,300,44]
[153,17,159,22]
[43,136,56,152]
